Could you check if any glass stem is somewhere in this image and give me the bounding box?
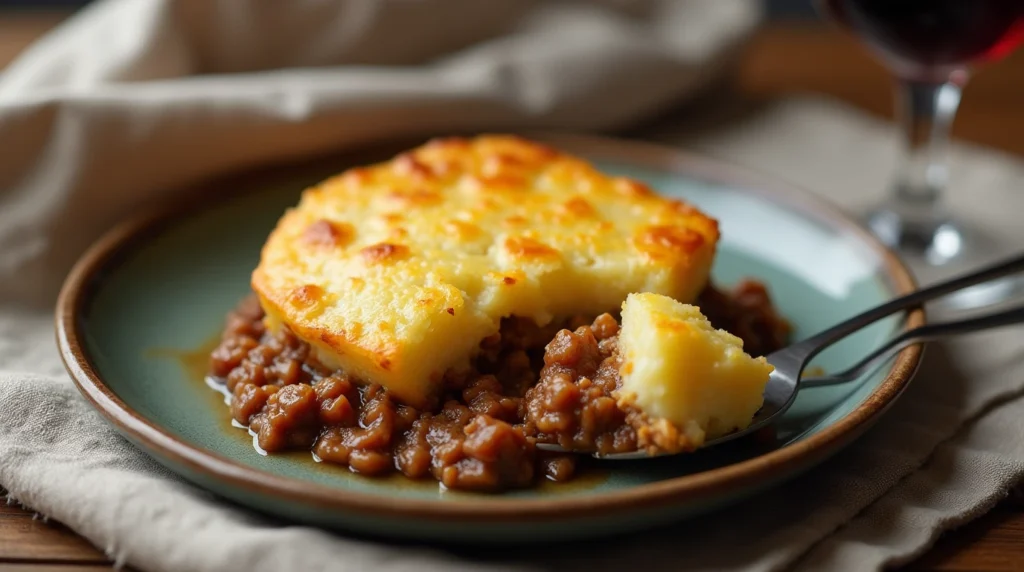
[889,77,963,233]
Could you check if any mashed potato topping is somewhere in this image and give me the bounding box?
[252,136,719,406]
[617,293,774,452]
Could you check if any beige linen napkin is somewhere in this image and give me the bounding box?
[2,1,1024,571]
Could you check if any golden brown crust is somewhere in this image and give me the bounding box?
[252,135,720,406]
[302,219,352,248]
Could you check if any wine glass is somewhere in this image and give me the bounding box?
[817,0,1024,302]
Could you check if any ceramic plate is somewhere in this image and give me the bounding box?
[57,133,923,543]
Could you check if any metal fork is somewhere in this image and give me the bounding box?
[800,303,1024,388]
[536,252,1024,460]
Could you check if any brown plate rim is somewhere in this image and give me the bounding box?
[56,131,924,523]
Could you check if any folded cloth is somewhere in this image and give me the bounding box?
[2,2,1024,572]
[0,0,758,307]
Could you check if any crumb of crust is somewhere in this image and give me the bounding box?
[615,391,705,455]
[801,365,826,378]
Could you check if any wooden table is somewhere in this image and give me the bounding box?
[2,12,1023,572]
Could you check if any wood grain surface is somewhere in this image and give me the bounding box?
[1,12,1022,572]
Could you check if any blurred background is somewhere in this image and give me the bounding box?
[3,0,1021,159]
[0,0,849,15]
[0,0,826,15]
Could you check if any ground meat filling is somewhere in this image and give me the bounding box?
[522,315,638,455]
[209,282,790,491]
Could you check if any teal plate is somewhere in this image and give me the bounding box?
[56,133,923,543]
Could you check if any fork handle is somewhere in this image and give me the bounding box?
[787,251,1024,363]
[802,303,1024,387]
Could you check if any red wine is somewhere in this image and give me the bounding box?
[824,0,1024,71]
